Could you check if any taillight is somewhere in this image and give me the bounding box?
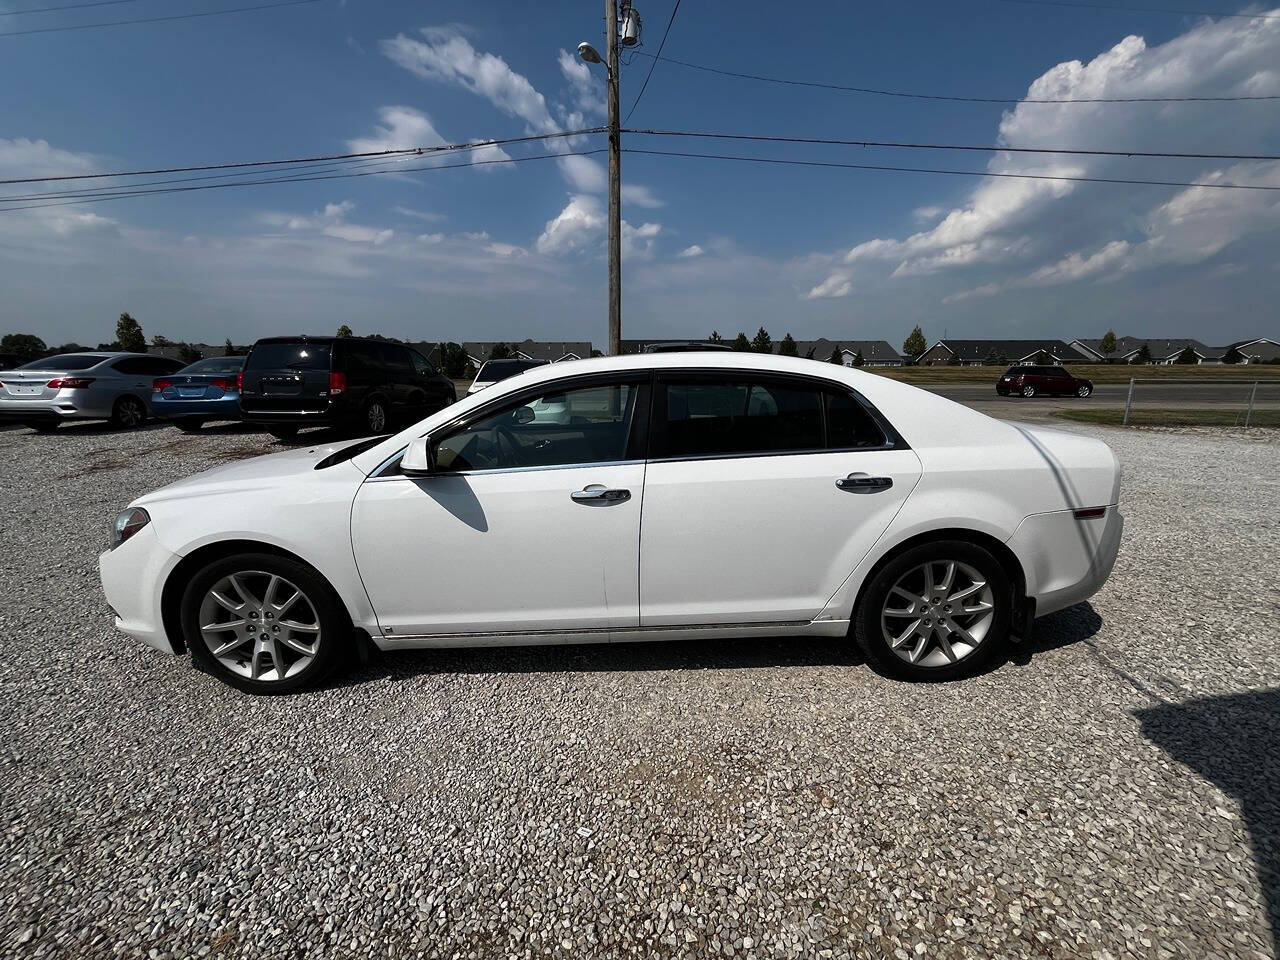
[329,372,347,396]
[47,377,94,389]
[235,371,244,392]
[152,379,172,393]
[209,377,234,391]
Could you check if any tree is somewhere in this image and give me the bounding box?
[985,348,1000,366]
[853,350,865,367]
[151,334,172,349]
[731,332,751,352]
[440,342,472,379]
[1100,330,1117,358]
[52,342,90,353]
[828,349,843,365]
[1174,345,1199,365]
[0,333,47,363]
[489,342,514,360]
[778,333,799,357]
[1134,344,1152,364]
[1035,350,1052,364]
[97,341,122,351]
[1222,344,1244,365]
[336,324,353,338]
[177,342,202,364]
[222,338,241,356]
[902,325,927,361]
[116,312,145,352]
[707,330,723,343]
[750,326,773,354]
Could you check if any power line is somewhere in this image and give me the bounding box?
[624,147,1280,190]
[997,0,1280,20]
[0,0,141,16]
[622,0,682,125]
[0,149,608,213]
[623,128,1280,161]
[629,51,1280,103]
[0,0,320,38]
[0,128,605,185]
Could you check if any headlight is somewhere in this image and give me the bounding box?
[112,507,150,548]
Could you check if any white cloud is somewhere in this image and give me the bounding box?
[536,193,662,259]
[1027,240,1131,284]
[622,183,664,208]
[558,48,605,117]
[913,205,944,223]
[941,283,1002,305]
[678,244,704,258]
[0,136,97,179]
[264,200,393,245]
[805,271,853,300]
[557,153,606,192]
[395,206,446,223]
[347,105,445,154]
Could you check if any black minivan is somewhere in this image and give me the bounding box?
[239,336,456,439]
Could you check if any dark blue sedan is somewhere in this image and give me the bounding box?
[151,355,245,431]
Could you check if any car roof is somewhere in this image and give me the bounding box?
[252,336,392,345]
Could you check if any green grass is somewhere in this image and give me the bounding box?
[1052,408,1280,428]
[869,364,1280,385]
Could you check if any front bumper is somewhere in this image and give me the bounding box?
[99,522,182,655]
[1008,506,1124,618]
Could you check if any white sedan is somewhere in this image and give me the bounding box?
[100,353,1123,693]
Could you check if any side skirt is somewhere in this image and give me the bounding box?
[373,619,850,650]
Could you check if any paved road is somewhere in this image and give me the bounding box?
[927,380,1280,407]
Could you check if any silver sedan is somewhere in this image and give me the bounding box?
[0,352,185,431]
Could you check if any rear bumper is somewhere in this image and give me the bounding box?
[99,523,182,656]
[1008,506,1124,618]
[152,397,241,419]
[0,397,112,421]
[240,400,350,425]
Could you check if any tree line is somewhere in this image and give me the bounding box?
[0,313,242,366]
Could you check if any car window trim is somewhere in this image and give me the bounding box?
[648,368,907,462]
[370,370,653,478]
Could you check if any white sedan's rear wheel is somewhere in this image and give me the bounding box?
[181,553,348,693]
[854,540,1012,681]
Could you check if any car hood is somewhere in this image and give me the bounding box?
[136,437,372,505]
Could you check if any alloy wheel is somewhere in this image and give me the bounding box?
[367,402,387,433]
[197,571,322,682]
[1078,385,1091,397]
[1022,385,1036,398]
[880,559,996,668]
[117,398,145,427]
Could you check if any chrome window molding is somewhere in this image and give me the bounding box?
[366,457,646,482]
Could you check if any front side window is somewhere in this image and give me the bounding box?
[433,381,641,472]
[656,376,886,459]
[409,350,435,377]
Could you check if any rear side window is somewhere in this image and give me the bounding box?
[113,356,181,375]
[655,376,888,459]
[246,342,332,370]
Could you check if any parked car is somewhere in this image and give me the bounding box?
[238,336,456,440]
[100,352,1123,693]
[467,357,548,395]
[997,365,1094,398]
[151,355,246,432]
[0,352,185,431]
[641,341,734,353]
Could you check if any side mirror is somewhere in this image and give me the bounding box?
[401,435,435,475]
[511,406,535,425]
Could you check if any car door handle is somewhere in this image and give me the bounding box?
[836,473,893,492]
[570,487,631,504]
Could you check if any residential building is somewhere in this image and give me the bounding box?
[917,339,1090,366]
[791,339,904,366]
[1072,336,1217,364]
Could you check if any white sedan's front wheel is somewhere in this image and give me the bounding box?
[854,540,1012,681]
[181,553,348,693]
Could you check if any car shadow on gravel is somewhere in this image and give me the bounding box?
[1137,689,1280,955]
[326,602,1103,690]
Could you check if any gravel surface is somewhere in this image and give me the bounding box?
[1,419,1278,959]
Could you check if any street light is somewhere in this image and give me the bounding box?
[577,41,603,65]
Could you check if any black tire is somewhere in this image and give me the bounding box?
[267,424,299,440]
[111,395,147,429]
[853,539,1013,682]
[362,398,389,435]
[176,418,204,433]
[26,421,59,433]
[1021,385,1036,398]
[181,552,350,694]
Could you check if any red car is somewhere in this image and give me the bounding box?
[996,365,1093,398]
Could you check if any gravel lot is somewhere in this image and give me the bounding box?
[1,419,1278,959]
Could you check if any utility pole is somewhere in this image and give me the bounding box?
[605,0,622,356]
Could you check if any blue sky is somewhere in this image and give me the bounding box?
[1,0,1278,349]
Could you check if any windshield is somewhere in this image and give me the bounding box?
[17,354,106,370]
[178,356,245,375]
[245,342,332,371]
[475,359,544,382]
